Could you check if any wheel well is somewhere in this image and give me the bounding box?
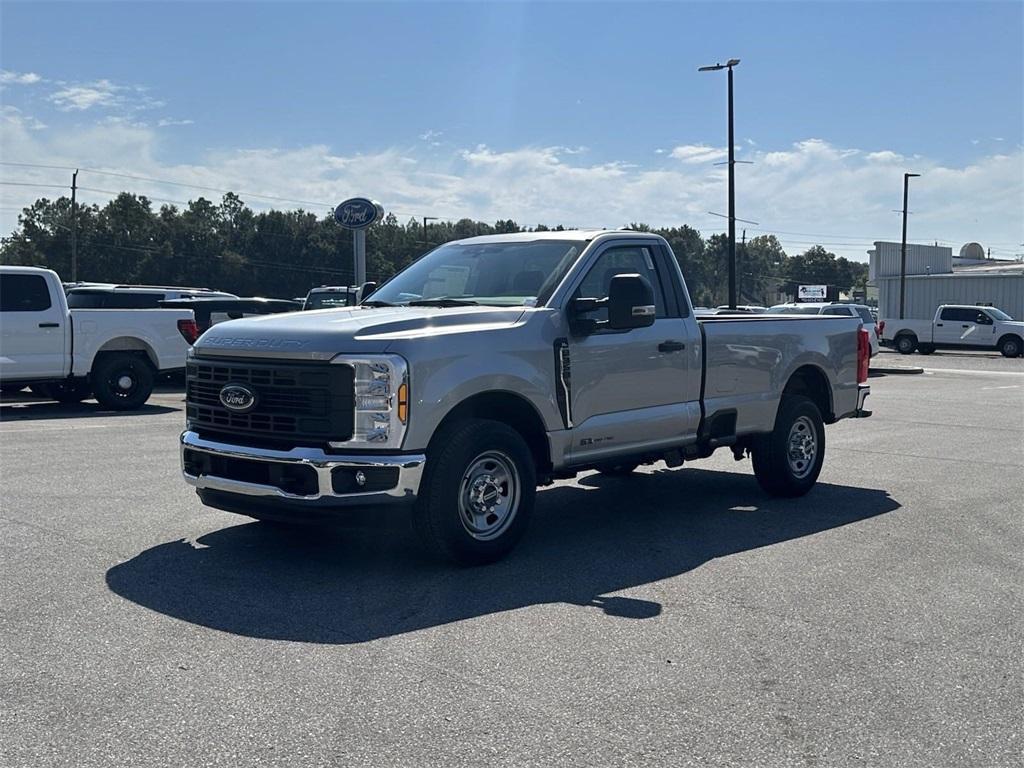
[894,330,917,340]
[435,392,551,474]
[783,365,834,423]
[95,337,159,370]
[91,349,156,376]
[998,333,1022,347]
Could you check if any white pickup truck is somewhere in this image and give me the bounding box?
[882,304,1023,357]
[0,266,194,408]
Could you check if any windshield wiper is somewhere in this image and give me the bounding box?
[362,300,395,307]
[408,298,479,307]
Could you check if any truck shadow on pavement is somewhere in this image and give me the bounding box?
[106,468,899,644]
[0,400,180,421]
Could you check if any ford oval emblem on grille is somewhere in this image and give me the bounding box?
[219,383,257,412]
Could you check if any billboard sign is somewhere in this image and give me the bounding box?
[798,284,828,301]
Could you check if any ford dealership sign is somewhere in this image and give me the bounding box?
[334,198,383,230]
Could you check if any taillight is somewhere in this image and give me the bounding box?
[878,320,885,336]
[857,328,870,383]
[177,318,200,345]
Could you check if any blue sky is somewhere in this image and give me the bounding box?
[1,1,1022,260]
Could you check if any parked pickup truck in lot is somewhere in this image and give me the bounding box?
[883,304,1023,357]
[180,231,872,564]
[0,266,193,408]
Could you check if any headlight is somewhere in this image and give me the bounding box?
[329,354,409,449]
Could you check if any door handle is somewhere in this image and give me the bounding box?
[961,324,970,328]
[936,323,943,327]
[658,340,686,353]
[38,322,60,328]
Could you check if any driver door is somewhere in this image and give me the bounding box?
[565,243,701,464]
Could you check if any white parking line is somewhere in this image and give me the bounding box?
[922,368,1024,377]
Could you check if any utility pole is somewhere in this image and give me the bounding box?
[70,169,79,282]
[422,216,438,248]
[740,228,746,304]
[898,172,920,320]
[699,58,741,309]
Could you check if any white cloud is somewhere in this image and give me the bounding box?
[157,118,195,128]
[669,144,728,164]
[0,70,42,85]
[1,106,46,131]
[1,117,1020,262]
[48,79,122,111]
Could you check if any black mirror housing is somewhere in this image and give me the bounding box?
[608,273,656,330]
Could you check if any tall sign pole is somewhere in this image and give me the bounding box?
[726,64,736,310]
[898,172,920,320]
[334,198,384,287]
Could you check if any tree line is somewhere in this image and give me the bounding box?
[0,192,869,307]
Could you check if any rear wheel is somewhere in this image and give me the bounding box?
[413,418,536,565]
[895,335,917,354]
[91,353,155,410]
[752,395,825,498]
[999,335,1022,358]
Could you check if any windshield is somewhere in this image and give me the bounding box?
[367,239,583,307]
[987,307,1013,321]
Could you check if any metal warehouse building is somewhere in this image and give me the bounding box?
[868,241,1024,320]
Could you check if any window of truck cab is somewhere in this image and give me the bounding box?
[0,274,52,311]
[571,245,669,323]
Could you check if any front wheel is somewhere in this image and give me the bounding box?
[91,353,155,410]
[999,336,1022,358]
[895,335,917,354]
[413,418,536,565]
[751,395,825,498]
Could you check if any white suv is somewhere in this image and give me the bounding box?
[768,302,880,356]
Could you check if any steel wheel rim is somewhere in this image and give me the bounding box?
[458,450,520,541]
[786,415,818,479]
[109,367,138,400]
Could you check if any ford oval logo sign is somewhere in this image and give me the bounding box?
[219,383,257,412]
[334,197,383,230]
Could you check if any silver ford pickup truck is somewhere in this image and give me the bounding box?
[180,230,871,564]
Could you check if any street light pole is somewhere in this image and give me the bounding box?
[70,169,78,282]
[699,58,741,309]
[899,172,920,320]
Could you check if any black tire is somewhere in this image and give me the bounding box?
[596,462,640,477]
[895,335,917,355]
[44,379,92,404]
[91,353,155,410]
[917,343,935,355]
[999,335,1022,358]
[751,395,825,498]
[413,418,536,565]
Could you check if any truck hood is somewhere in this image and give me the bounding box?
[193,305,529,360]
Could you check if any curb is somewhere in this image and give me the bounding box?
[869,366,925,375]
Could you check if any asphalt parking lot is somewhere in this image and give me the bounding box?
[1,354,1021,767]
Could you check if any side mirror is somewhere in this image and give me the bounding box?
[608,273,656,330]
[975,313,990,325]
[359,282,378,303]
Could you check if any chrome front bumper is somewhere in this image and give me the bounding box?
[180,430,425,507]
